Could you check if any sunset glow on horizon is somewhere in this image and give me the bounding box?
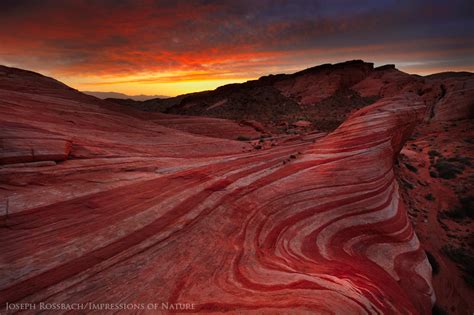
[1,0,473,97]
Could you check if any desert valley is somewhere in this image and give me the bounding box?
[0,60,473,314]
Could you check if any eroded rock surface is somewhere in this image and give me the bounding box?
[0,66,438,314]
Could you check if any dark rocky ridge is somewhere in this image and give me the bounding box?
[108,60,412,132]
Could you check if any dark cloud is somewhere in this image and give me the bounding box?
[0,0,472,90]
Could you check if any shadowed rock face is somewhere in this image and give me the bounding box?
[120,61,429,133]
[165,61,379,131]
[0,65,437,314]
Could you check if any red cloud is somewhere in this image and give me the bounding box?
[0,1,472,94]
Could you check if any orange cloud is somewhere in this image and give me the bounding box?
[0,1,472,95]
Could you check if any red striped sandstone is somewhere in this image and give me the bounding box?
[0,65,435,314]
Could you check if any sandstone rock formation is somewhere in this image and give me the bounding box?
[0,65,441,313]
[393,72,474,314]
[118,61,385,133]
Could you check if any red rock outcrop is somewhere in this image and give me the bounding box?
[427,74,474,121]
[275,60,374,105]
[148,114,262,140]
[393,72,474,314]
[1,132,71,165]
[162,61,377,130]
[351,66,420,98]
[0,66,435,313]
[396,120,473,314]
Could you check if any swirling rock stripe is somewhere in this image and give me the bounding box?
[0,93,433,314]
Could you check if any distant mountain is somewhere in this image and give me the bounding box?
[113,61,472,133]
[82,91,168,101]
[105,91,203,113]
[110,60,401,131]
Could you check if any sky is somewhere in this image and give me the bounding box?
[1,0,473,97]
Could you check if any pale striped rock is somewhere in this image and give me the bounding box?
[0,75,434,314]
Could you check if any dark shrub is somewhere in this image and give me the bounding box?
[237,135,251,141]
[442,245,474,288]
[404,163,418,173]
[434,160,463,179]
[444,196,474,220]
[432,304,448,315]
[447,156,471,166]
[460,196,474,213]
[424,193,435,201]
[426,251,440,275]
[401,179,414,190]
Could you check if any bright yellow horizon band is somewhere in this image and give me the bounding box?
[57,67,259,97]
[57,63,474,98]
